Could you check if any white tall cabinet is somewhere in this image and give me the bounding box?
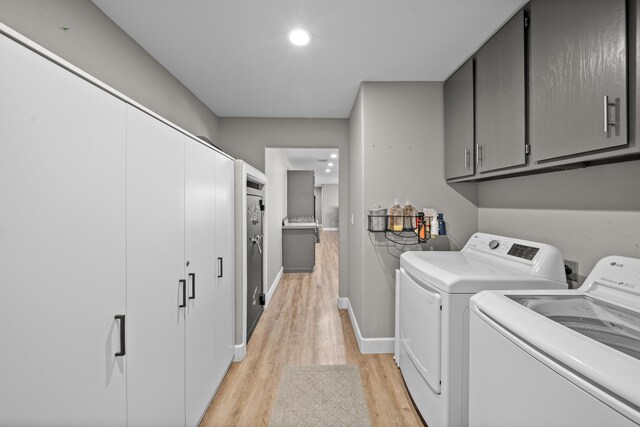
[0,29,234,427]
[0,30,127,427]
[185,137,219,427]
[214,153,236,388]
[126,106,187,426]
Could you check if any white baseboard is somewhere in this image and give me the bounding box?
[363,337,395,354]
[322,227,338,231]
[234,343,246,361]
[346,298,394,354]
[265,266,284,307]
[346,299,364,353]
[337,297,349,309]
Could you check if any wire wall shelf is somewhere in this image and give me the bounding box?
[367,214,433,246]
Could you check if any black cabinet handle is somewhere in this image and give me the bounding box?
[115,315,125,357]
[218,257,223,278]
[189,273,196,299]
[179,279,186,308]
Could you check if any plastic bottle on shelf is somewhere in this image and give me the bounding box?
[390,199,403,231]
[403,200,417,230]
[416,212,427,240]
[422,208,435,236]
[430,211,439,239]
[437,213,447,236]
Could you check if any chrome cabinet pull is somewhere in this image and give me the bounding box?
[464,149,469,170]
[604,95,615,133]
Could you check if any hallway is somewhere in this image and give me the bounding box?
[201,230,423,426]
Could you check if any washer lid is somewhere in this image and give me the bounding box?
[510,295,640,361]
[472,289,640,411]
[400,251,566,294]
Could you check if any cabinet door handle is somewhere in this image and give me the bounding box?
[476,145,483,167]
[179,279,186,308]
[115,315,126,357]
[603,95,615,133]
[464,148,470,170]
[218,257,223,278]
[189,273,195,300]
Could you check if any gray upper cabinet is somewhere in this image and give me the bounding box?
[531,0,627,162]
[287,170,315,217]
[444,59,475,180]
[476,9,527,174]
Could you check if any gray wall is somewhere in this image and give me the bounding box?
[264,149,288,293]
[0,0,220,143]
[322,184,340,229]
[348,90,365,329]
[218,118,349,298]
[349,82,479,339]
[478,160,640,284]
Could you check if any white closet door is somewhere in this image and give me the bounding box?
[184,139,218,427]
[214,153,236,387]
[0,35,127,425]
[126,106,186,427]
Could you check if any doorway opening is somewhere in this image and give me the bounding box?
[263,147,340,298]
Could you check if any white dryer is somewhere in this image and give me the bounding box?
[396,232,567,427]
[469,256,640,427]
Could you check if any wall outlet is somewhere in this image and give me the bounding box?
[564,260,578,284]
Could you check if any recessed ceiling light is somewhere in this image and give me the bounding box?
[325,168,331,173]
[330,153,337,159]
[289,28,313,46]
[328,162,334,167]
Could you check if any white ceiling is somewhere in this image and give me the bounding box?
[92,0,527,119]
[272,148,339,185]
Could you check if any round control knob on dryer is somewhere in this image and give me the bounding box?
[489,240,500,250]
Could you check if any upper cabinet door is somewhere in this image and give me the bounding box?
[476,9,527,173]
[444,59,475,180]
[0,34,126,426]
[531,0,627,161]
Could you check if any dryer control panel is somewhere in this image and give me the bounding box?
[463,233,566,283]
[507,244,539,261]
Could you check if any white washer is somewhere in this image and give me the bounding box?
[469,256,640,427]
[396,232,567,427]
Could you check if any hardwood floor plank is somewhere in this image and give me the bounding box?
[200,230,424,427]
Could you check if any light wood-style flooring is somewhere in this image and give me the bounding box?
[201,230,424,426]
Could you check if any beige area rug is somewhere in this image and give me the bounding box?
[269,365,372,427]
